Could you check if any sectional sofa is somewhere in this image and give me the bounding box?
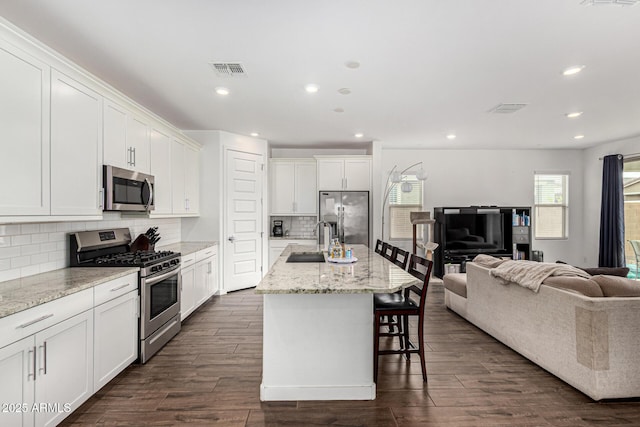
[443,260,640,400]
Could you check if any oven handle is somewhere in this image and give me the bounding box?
[144,265,180,286]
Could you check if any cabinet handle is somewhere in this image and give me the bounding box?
[110,283,131,292]
[39,341,47,375]
[28,346,36,381]
[99,188,104,209]
[127,147,132,166]
[16,313,53,329]
[132,147,136,167]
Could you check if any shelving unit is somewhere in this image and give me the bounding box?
[433,206,532,277]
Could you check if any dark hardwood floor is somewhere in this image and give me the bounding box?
[62,282,640,426]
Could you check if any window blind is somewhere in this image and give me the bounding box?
[534,174,568,239]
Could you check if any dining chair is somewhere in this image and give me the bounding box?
[381,242,394,260]
[374,239,383,254]
[373,254,433,382]
[391,247,409,269]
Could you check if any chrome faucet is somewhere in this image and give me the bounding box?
[314,220,333,242]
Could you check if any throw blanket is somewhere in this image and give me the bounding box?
[489,260,591,292]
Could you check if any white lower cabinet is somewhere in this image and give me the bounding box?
[181,246,218,321]
[0,310,94,427]
[93,291,138,392]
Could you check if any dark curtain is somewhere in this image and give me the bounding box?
[598,154,625,267]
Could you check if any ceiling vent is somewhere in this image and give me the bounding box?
[581,0,638,5]
[489,103,528,114]
[209,62,247,77]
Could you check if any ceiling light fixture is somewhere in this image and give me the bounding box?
[566,112,583,118]
[354,133,364,138]
[250,132,259,137]
[446,134,456,140]
[562,65,585,76]
[345,61,360,69]
[304,84,319,93]
[338,88,351,95]
[574,134,585,140]
[215,87,230,95]
[333,108,345,113]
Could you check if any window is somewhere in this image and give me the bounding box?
[534,173,569,239]
[389,174,423,239]
[623,157,640,279]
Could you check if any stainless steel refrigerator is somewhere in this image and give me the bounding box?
[319,191,369,247]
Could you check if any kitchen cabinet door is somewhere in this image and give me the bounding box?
[149,128,173,215]
[34,309,93,427]
[0,39,50,216]
[209,254,219,297]
[103,100,128,169]
[294,161,317,214]
[195,258,210,308]
[316,159,344,191]
[171,139,186,214]
[180,263,196,321]
[270,161,295,214]
[127,115,150,174]
[93,290,138,392]
[50,70,103,216]
[343,158,371,191]
[184,144,200,214]
[0,337,35,427]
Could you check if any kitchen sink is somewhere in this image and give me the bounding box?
[286,252,326,263]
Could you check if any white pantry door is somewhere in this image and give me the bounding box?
[224,149,264,292]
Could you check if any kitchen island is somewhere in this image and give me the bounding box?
[255,244,421,401]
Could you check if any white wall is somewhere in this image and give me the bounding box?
[378,149,585,265]
[581,135,640,266]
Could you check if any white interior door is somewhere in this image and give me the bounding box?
[225,149,264,292]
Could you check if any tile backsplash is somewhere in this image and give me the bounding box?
[270,216,318,239]
[0,213,181,283]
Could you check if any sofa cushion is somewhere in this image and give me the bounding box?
[590,275,640,297]
[472,254,507,268]
[542,276,604,297]
[443,273,467,298]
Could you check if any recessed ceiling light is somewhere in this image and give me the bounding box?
[574,134,585,140]
[446,134,457,140]
[333,108,345,113]
[566,112,583,118]
[345,61,360,69]
[215,87,229,95]
[250,132,259,137]
[338,88,351,95]
[304,84,319,93]
[354,133,364,138]
[562,65,585,76]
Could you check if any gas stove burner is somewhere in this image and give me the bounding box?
[94,250,177,266]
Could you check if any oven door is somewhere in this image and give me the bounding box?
[140,266,181,339]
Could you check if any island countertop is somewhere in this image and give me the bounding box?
[256,244,421,294]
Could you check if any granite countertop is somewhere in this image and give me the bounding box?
[256,244,421,294]
[160,241,218,256]
[0,267,139,319]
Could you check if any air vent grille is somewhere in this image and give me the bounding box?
[489,103,528,114]
[209,62,247,77]
[581,0,638,6]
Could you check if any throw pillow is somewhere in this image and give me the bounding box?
[542,276,604,297]
[580,267,630,277]
[472,254,507,268]
[590,275,640,297]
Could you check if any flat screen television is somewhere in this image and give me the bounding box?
[444,212,507,254]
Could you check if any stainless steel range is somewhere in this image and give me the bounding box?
[69,228,181,363]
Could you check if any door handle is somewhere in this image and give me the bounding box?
[228,236,236,243]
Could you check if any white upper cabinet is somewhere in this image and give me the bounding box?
[171,139,200,216]
[270,159,317,215]
[316,156,371,191]
[103,99,150,174]
[149,128,173,215]
[0,39,51,216]
[50,70,103,216]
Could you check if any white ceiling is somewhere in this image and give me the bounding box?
[1,0,640,149]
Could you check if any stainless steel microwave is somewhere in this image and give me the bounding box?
[103,165,154,212]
